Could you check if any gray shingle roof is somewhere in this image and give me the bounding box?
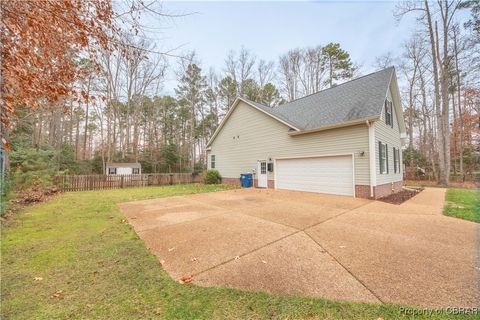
[248,67,394,131]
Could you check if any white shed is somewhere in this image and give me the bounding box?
[106,163,141,175]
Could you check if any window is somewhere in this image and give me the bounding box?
[385,100,393,127]
[132,168,140,174]
[379,142,387,174]
[260,162,267,174]
[108,167,117,175]
[393,148,401,174]
[390,102,394,128]
[267,162,274,172]
[211,155,216,169]
[386,143,389,173]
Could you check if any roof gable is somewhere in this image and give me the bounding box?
[206,98,300,147]
[270,67,395,131]
[207,67,402,146]
[388,71,407,134]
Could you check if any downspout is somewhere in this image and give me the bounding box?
[366,120,376,198]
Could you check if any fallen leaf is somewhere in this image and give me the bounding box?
[168,247,175,252]
[179,274,193,284]
[51,290,65,299]
[34,277,43,281]
[261,260,267,264]
[159,260,165,265]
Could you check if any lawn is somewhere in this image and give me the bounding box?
[443,188,480,223]
[1,184,475,319]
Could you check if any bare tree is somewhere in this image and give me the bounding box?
[257,59,274,88]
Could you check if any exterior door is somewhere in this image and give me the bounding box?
[257,160,268,188]
[275,155,354,196]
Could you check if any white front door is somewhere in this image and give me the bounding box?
[257,160,268,188]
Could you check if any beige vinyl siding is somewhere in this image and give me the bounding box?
[208,101,370,185]
[375,86,403,185]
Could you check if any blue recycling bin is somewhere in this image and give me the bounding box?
[240,173,253,188]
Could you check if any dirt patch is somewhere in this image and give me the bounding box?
[378,188,423,205]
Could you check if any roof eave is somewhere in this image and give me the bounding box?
[288,116,380,136]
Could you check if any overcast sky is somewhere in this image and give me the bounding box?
[148,0,422,93]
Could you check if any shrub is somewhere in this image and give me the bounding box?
[204,170,221,184]
[9,146,57,190]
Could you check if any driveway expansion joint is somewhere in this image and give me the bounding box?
[191,229,303,277]
[303,230,384,304]
[190,201,382,303]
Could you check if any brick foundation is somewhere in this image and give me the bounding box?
[373,181,403,199]
[221,177,241,186]
[355,181,403,199]
[253,179,274,188]
[355,185,372,199]
[222,177,274,189]
[222,177,403,199]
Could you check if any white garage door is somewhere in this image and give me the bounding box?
[275,155,354,196]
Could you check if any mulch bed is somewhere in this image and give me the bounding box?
[378,187,423,205]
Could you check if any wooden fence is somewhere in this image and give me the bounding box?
[54,173,203,192]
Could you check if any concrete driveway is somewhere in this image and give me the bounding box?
[119,188,479,308]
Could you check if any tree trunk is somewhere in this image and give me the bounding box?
[451,92,457,175]
[83,76,91,160]
[425,0,445,185]
[453,29,464,178]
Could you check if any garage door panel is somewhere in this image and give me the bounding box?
[276,156,353,196]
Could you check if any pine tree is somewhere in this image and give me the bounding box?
[175,64,207,171]
[322,43,355,88]
[218,76,238,114]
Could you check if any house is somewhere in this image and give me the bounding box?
[106,163,141,175]
[206,67,406,199]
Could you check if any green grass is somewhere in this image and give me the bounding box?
[443,188,480,223]
[1,184,474,319]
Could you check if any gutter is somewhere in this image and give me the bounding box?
[288,116,379,136]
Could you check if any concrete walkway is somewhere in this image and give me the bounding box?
[119,188,479,308]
